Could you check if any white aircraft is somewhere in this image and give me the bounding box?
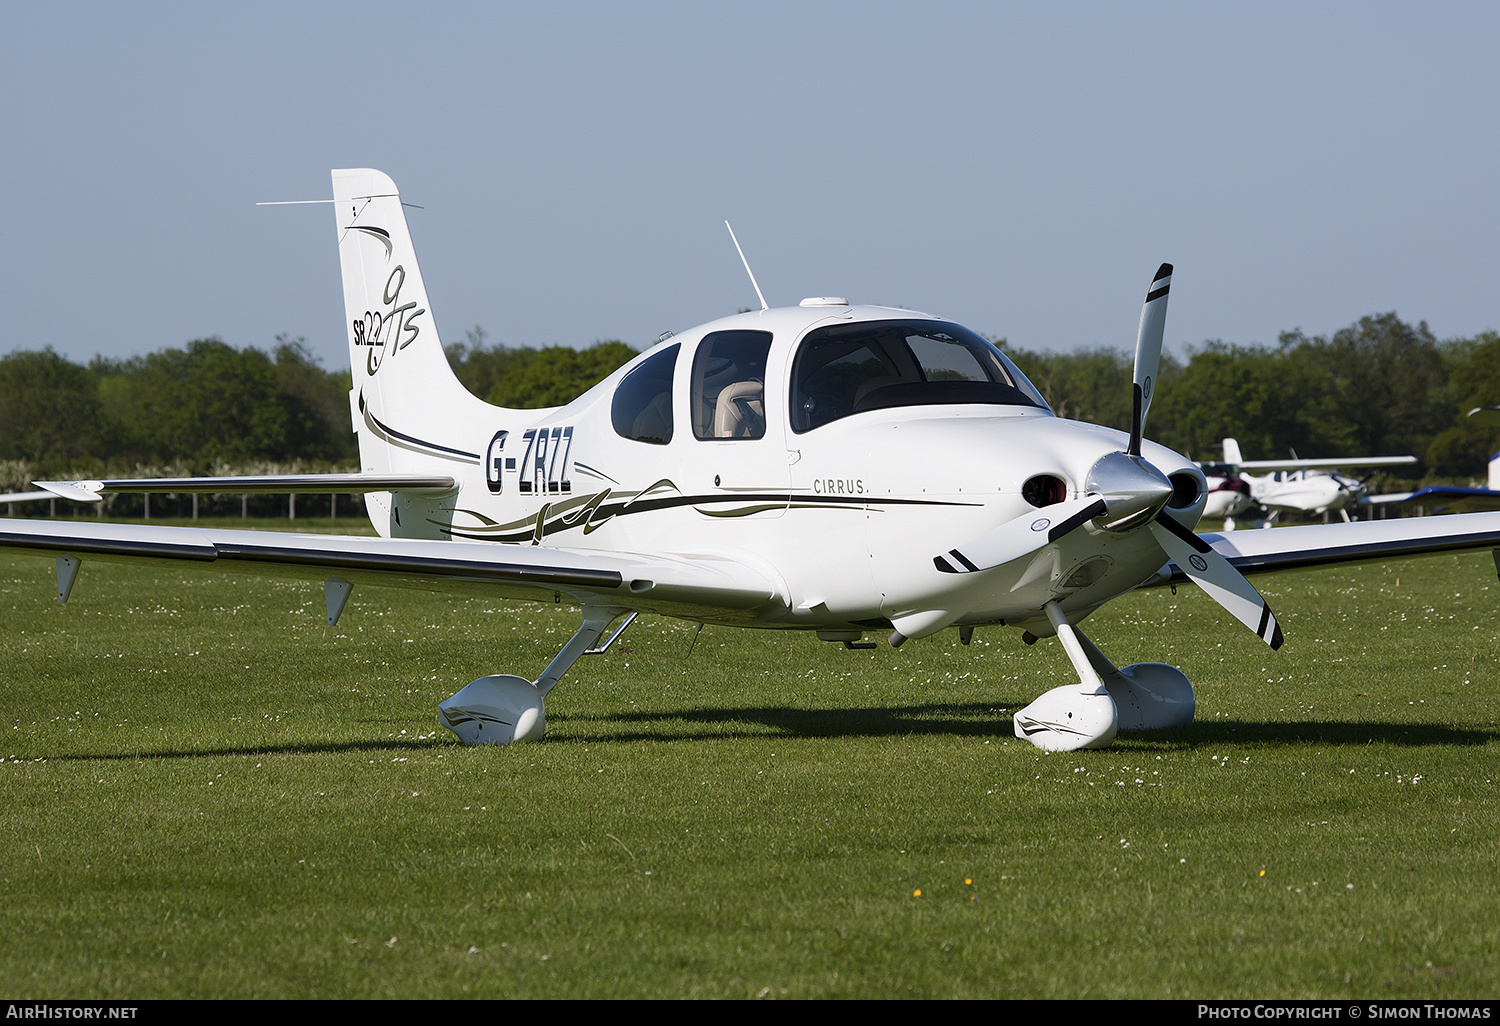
[1202,438,1418,525]
[7,168,1500,753]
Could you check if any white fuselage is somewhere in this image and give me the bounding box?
[362,304,1205,639]
[1243,469,1361,515]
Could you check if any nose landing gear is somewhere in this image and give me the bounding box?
[1012,600,1194,751]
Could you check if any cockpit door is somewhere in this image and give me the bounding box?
[685,329,789,519]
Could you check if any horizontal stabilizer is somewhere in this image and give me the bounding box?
[35,474,458,503]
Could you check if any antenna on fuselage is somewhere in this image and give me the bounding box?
[724,221,769,312]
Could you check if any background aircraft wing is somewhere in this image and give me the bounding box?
[1172,512,1500,578]
[0,519,782,621]
[1234,455,1418,471]
[1364,486,1500,506]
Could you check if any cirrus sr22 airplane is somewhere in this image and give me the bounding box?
[8,169,1500,752]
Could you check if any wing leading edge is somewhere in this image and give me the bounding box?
[1178,512,1500,580]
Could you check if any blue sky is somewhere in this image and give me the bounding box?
[2,1,1496,370]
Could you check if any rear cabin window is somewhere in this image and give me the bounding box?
[612,343,680,444]
[691,330,773,440]
[788,320,1049,433]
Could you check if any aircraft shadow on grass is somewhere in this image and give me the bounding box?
[48,736,444,763]
[547,705,1496,749]
[42,707,1496,761]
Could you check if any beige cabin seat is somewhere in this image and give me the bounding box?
[713,380,765,438]
[630,392,673,443]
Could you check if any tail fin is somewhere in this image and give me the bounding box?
[1222,438,1244,466]
[332,169,497,539]
[332,169,490,477]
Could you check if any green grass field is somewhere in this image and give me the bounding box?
[1,519,1497,998]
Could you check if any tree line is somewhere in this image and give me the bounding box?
[3,313,1497,493]
[1001,313,1500,478]
[0,330,642,484]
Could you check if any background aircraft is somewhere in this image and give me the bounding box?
[6,169,1500,753]
[1363,409,1500,512]
[1199,438,1417,526]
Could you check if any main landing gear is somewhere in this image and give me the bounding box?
[1012,601,1195,752]
[438,605,629,745]
[436,601,1192,752]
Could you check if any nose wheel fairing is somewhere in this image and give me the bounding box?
[1011,600,1195,750]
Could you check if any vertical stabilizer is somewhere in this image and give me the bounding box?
[1222,438,1244,466]
[332,169,492,536]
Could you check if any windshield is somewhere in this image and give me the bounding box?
[788,319,1050,433]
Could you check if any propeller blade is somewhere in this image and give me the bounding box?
[934,496,1107,574]
[1149,514,1283,649]
[1129,263,1172,456]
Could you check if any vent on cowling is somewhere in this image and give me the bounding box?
[1022,474,1068,508]
[1167,471,1203,509]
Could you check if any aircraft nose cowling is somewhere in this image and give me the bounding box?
[1086,451,1173,531]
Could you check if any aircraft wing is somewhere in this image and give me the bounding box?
[1364,486,1500,506]
[0,519,783,622]
[1170,511,1500,579]
[1235,456,1418,471]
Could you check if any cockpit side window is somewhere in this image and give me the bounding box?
[611,343,680,444]
[691,330,773,440]
[789,320,1049,433]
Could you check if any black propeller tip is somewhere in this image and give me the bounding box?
[1146,265,1172,303]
